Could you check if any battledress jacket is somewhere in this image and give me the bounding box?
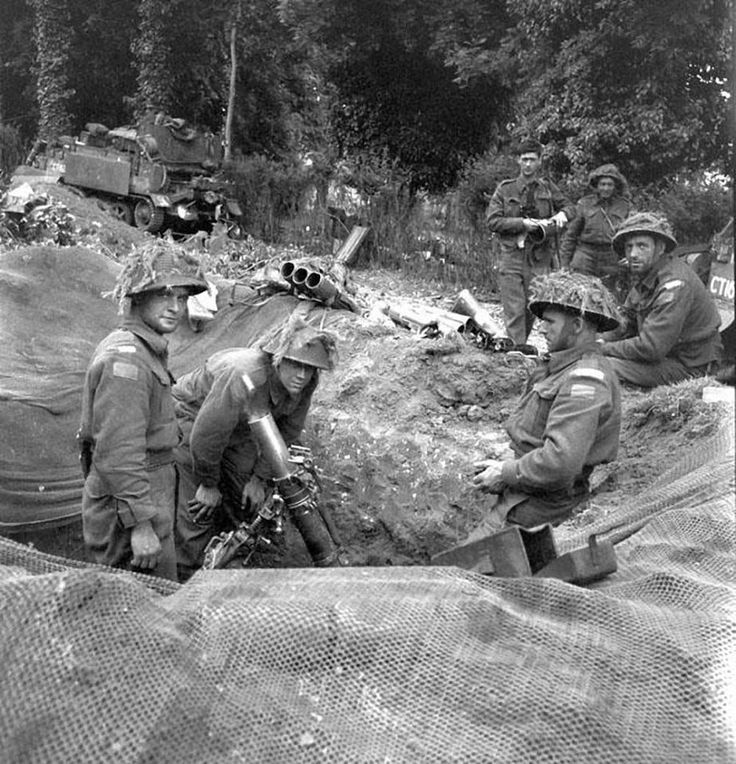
[78,316,178,528]
[171,347,317,489]
[500,342,621,496]
[602,255,722,368]
[486,176,575,262]
[559,193,633,267]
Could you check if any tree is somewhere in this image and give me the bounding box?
[280,0,513,193]
[27,0,74,139]
[461,0,731,185]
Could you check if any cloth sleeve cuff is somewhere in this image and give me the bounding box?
[116,500,157,529]
[501,459,521,487]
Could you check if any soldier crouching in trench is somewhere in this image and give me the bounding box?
[172,317,340,581]
[465,272,623,540]
[78,244,208,580]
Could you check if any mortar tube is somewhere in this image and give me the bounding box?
[435,314,467,336]
[452,289,502,338]
[292,266,310,288]
[435,309,473,332]
[280,260,297,285]
[304,271,340,303]
[246,413,295,481]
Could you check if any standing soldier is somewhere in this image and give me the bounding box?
[560,163,634,296]
[78,243,208,580]
[487,138,575,351]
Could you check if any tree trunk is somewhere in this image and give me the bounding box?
[223,3,240,162]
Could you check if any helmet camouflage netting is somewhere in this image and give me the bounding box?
[260,314,338,371]
[107,240,208,312]
[611,211,678,255]
[529,271,622,332]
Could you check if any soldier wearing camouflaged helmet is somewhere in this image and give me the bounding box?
[467,271,622,533]
[78,242,208,580]
[599,212,723,387]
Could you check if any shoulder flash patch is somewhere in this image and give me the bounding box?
[570,367,605,382]
[113,361,138,381]
[662,279,684,290]
[111,344,137,354]
[570,383,597,399]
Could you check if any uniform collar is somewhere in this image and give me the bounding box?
[636,254,672,292]
[122,315,170,357]
[546,340,601,374]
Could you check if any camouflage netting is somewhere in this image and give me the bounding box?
[2,243,735,762]
[0,419,734,763]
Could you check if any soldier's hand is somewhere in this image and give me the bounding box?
[188,484,222,524]
[472,459,507,493]
[550,211,568,229]
[522,218,539,232]
[130,520,162,570]
[240,475,267,515]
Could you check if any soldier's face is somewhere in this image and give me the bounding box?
[277,358,315,396]
[596,177,616,198]
[539,308,577,352]
[518,152,541,177]
[136,287,189,334]
[625,235,665,276]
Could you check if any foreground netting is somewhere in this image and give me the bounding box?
[1,423,734,763]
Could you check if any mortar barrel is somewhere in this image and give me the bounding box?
[305,271,339,303]
[280,261,297,284]
[292,266,310,287]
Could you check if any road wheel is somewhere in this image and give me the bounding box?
[102,198,133,225]
[133,198,166,233]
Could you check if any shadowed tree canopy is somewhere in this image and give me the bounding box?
[281,0,513,192]
[1,0,730,188]
[445,0,731,185]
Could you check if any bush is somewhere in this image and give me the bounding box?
[632,173,732,244]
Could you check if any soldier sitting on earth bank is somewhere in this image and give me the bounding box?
[466,272,623,538]
[599,212,723,388]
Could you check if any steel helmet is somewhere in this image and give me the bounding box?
[529,271,622,332]
[111,241,208,306]
[261,316,338,371]
[611,212,677,256]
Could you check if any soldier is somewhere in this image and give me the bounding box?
[600,212,723,387]
[469,272,622,532]
[78,243,208,580]
[486,138,575,351]
[172,317,338,581]
[560,163,634,295]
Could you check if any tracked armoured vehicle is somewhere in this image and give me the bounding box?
[24,113,244,238]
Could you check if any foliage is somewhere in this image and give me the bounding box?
[225,153,316,241]
[27,0,74,139]
[631,173,733,245]
[0,0,36,142]
[493,0,731,185]
[281,0,512,193]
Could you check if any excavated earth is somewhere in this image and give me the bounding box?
[3,182,731,570]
